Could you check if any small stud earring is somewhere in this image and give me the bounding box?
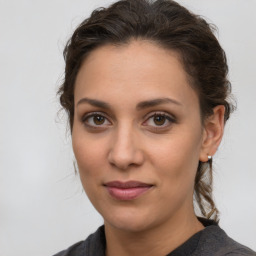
[208,155,212,160]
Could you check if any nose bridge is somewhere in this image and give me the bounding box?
[108,121,143,169]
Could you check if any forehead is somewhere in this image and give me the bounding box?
[74,40,199,111]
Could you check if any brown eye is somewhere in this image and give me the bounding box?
[142,112,175,129]
[93,115,105,125]
[82,112,111,128]
[153,115,166,126]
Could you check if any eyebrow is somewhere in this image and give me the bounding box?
[76,97,182,109]
[136,97,182,110]
[77,98,111,109]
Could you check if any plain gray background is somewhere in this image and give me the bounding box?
[0,0,255,255]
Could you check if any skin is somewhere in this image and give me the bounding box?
[72,40,225,256]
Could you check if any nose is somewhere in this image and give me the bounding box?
[108,125,144,170]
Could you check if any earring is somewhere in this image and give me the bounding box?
[208,155,212,160]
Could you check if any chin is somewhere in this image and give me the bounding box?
[102,207,160,233]
[106,218,152,233]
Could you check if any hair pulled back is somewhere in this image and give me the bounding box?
[58,0,234,221]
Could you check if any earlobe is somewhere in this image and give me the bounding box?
[199,105,225,162]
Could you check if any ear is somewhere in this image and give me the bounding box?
[199,105,225,162]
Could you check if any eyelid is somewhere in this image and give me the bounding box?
[142,111,176,127]
[80,110,176,129]
[81,111,112,127]
[143,111,176,121]
[82,111,109,120]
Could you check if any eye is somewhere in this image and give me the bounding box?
[152,115,167,126]
[82,112,111,128]
[143,112,175,128]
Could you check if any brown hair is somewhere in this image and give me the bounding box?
[58,0,234,221]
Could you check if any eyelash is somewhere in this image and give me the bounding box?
[82,112,111,129]
[81,111,176,130]
[142,112,176,129]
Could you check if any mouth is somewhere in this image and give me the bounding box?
[104,181,153,201]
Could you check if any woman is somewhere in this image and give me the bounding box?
[54,0,255,255]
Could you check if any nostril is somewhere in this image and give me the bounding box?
[108,151,134,170]
[108,147,144,170]
[108,130,145,169]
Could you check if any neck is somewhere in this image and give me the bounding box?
[105,213,204,256]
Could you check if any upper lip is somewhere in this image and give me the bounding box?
[104,180,152,188]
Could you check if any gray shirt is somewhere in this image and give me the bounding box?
[53,219,255,256]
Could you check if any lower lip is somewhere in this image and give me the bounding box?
[106,186,152,200]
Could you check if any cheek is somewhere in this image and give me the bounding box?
[72,133,107,205]
[72,130,107,180]
[151,134,201,166]
[147,130,202,186]
[151,137,201,213]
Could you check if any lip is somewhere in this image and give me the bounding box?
[104,181,153,201]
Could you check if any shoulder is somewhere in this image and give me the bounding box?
[194,223,256,256]
[52,226,106,256]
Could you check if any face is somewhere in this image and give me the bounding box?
[72,40,206,232]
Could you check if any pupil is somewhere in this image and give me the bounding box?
[94,115,104,125]
[154,115,165,125]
